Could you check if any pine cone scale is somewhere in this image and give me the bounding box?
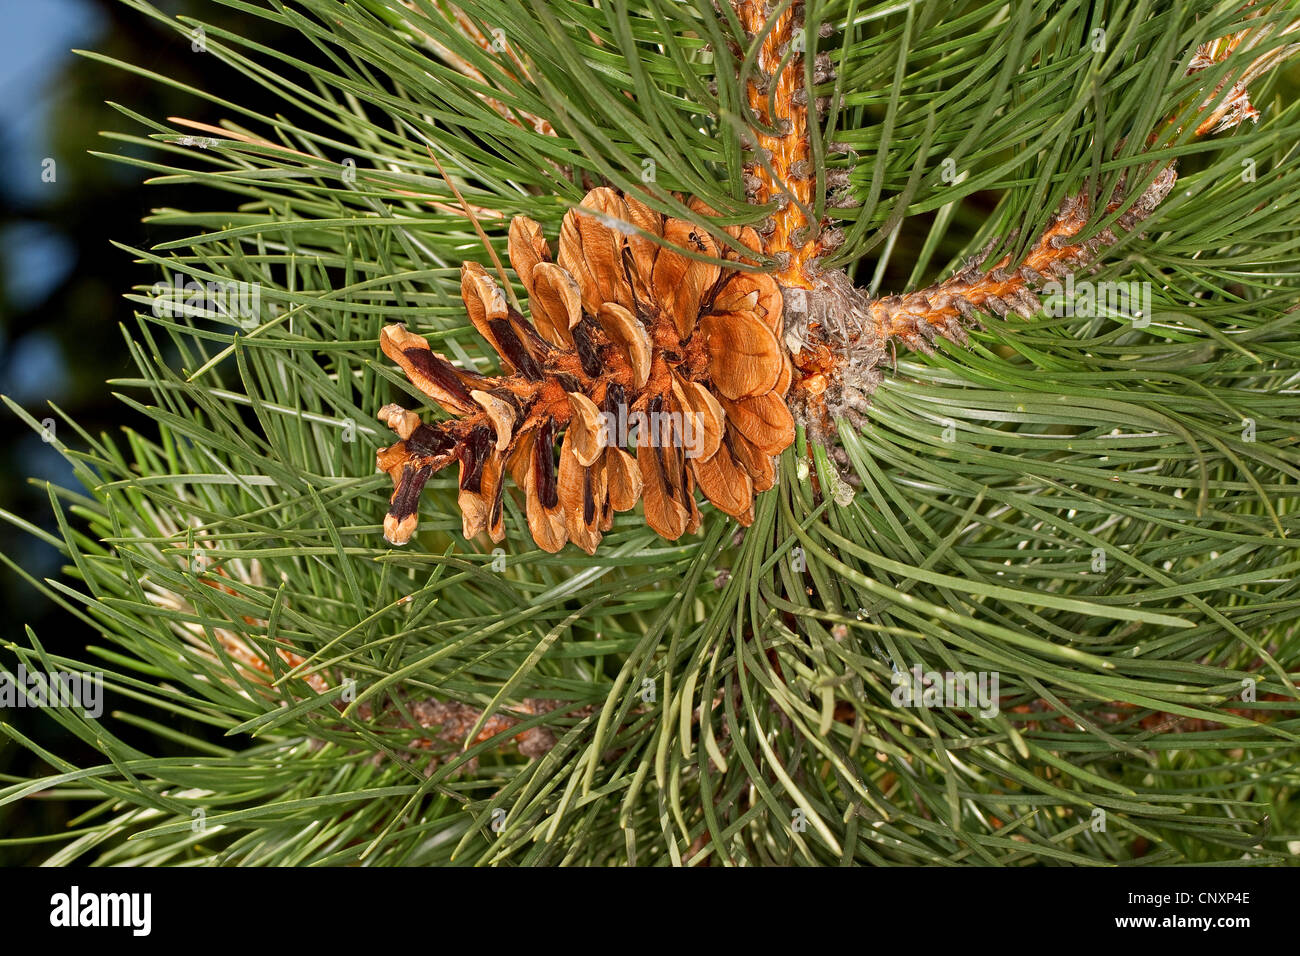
[376,187,794,552]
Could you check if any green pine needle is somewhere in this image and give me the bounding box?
[2,0,1299,866]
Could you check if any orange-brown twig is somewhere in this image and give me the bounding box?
[734,0,827,289]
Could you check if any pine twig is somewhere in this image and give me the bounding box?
[746,3,1300,433]
[732,0,833,289]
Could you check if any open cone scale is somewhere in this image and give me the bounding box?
[378,2,1299,551]
[377,188,792,553]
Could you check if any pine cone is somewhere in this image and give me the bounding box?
[376,186,795,554]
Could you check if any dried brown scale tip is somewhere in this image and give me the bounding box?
[377,187,794,553]
[406,696,573,758]
[1185,10,1300,136]
[371,696,606,772]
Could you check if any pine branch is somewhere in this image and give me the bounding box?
[2,0,1299,867]
[780,3,1300,432]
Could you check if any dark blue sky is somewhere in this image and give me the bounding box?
[0,0,106,399]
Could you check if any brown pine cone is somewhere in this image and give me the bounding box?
[376,186,794,554]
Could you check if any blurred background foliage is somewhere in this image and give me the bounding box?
[0,0,303,863]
